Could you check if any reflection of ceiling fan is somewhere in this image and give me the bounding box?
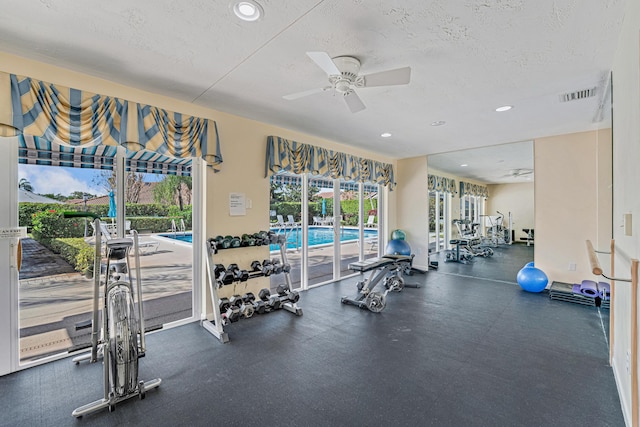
[283,51,411,113]
[504,168,534,178]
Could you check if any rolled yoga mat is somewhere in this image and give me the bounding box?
[580,280,599,297]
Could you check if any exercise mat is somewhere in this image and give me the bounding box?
[579,280,599,297]
[549,281,609,309]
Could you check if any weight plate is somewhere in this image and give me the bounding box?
[365,292,386,313]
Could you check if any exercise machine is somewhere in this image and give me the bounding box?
[480,211,513,246]
[342,254,420,312]
[445,219,494,263]
[66,214,161,417]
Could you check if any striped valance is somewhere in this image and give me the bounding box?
[460,181,489,198]
[0,72,222,167]
[265,136,395,189]
[19,134,193,176]
[428,174,457,194]
[270,173,378,193]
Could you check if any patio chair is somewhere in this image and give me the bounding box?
[276,215,288,228]
[88,221,159,255]
[313,216,322,226]
[365,215,376,228]
[287,215,300,227]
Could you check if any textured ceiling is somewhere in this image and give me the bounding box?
[0,0,626,182]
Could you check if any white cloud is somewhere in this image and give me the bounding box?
[19,165,105,196]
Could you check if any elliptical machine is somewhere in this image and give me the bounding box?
[65,213,161,417]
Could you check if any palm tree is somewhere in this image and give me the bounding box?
[18,178,33,192]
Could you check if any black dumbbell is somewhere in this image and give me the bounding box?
[229,295,243,307]
[261,260,274,276]
[226,264,240,283]
[242,293,255,303]
[282,263,291,273]
[230,236,241,248]
[219,297,230,312]
[225,305,241,322]
[267,295,282,310]
[253,300,266,314]
[287,290,300,303]
[276,284,288,296]
[271,259,283,275]
[250,261,262,272]
[258,288,271,302]
[220,269,235,285]
[214,264,226,280]
[234,269,249,282]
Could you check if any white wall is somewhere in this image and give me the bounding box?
[610,1,640,423]
[487,183,534,242]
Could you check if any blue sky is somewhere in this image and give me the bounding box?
[19,164,161,197]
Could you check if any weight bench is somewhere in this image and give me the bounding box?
[341,254,420,312]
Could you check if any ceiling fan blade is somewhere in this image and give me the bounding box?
[362,66,411,87]
[306,51,341,76]
[343,91,366,113]
[283,87,330,100]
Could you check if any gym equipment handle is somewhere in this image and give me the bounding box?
[63,211,101,220]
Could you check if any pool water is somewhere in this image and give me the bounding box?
[276,227,377,249]
[160,227,377,250]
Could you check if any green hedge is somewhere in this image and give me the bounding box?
[49,238,95,275]
[21,203,191,235]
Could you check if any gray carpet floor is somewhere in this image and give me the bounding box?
[0,244,624,426]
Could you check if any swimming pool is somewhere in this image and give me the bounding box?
[159,227,377,250]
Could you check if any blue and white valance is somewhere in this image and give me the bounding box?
[0,72,222,168]
[19,134,193,176]
[460,181,489,198]
[428,174,457,194]
[266,136,395,189]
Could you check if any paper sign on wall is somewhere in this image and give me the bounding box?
[229,193,246,216]
[0,227,27,239]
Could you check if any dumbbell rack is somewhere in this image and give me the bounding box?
[202,232,302,344]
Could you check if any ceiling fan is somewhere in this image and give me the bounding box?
[504,168,534,178]
[283,51,411,113]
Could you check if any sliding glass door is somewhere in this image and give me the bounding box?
[16,137,197,364]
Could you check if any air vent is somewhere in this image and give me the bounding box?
[559,87,597,103]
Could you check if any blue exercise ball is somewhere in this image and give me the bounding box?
[385,239,411,256]
[517,265,548,293]
[391,229,407,241]
[524,261,535,268]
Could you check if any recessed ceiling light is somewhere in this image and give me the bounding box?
[380,132,392,138]
[495,105,513,112]
[460,164,468,167]
[233,1,264,21]
[431,120,446,126]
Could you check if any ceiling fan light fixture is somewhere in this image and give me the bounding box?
[233,1,263,21]
[495,105,513,112]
